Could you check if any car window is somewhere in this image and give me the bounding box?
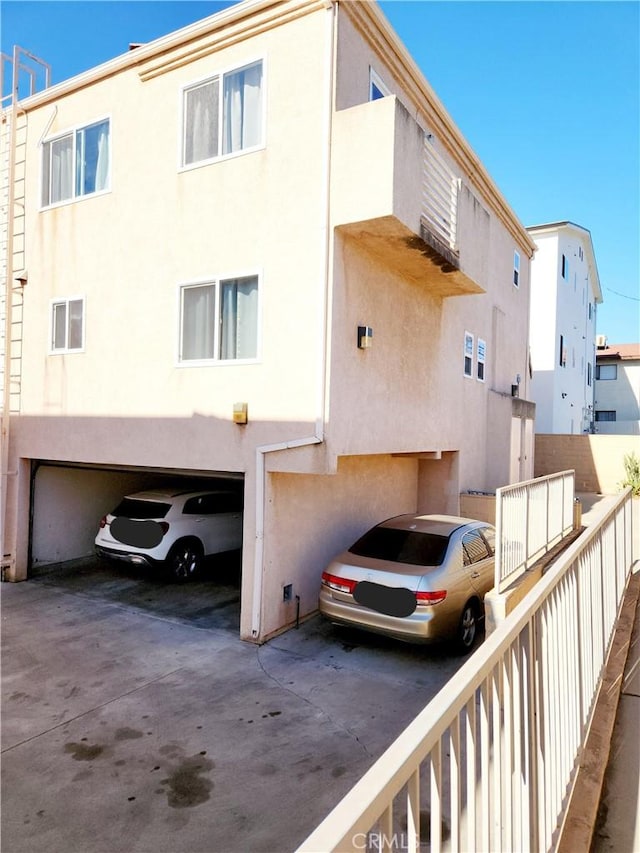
[348,528,449,566]
[183,493,242,515]
[462,530,491,565]
[480,526,496,555]
[111,498,171,519]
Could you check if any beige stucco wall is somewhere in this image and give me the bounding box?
[535,434,640,494]
[258,453,418,639]
[20,8,329,439]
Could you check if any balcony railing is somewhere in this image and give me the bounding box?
[422,135,459,256]
[298,488,634,853]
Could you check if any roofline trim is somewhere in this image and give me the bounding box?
[526,220,603,303]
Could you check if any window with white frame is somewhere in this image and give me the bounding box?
[182,60,263,167]
[51,297,84,352]
[477,338,486,381]
[513,251,520,287]
[595,410,616,422]
[179,275,259,362]
[369,68,391,101]
[464,331,474,377]
[42,119,110,207]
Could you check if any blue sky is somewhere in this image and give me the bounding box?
[2,0,639,342]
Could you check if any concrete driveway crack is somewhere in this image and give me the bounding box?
[255,647,373,758]
[1,666,186,754]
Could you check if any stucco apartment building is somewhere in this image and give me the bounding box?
[595,340,640,435]
[527,221,603,435]
[1,0,536,642]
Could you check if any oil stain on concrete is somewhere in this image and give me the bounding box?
[158,753,215,808]
[64,742,105,761]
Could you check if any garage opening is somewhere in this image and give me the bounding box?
[29,460,245,633]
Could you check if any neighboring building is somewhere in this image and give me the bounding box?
[527,222,602,434]
[1,0,536,642]
[594,340,640,435]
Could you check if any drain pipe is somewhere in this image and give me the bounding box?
[251,0,336,640]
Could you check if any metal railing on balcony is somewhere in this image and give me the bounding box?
[495,470,575,594]
[298,488,633,853]
[422,135,459,253]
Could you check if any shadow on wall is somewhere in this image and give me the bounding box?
[534,434,640,494]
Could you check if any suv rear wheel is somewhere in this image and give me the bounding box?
[166,539,203,582]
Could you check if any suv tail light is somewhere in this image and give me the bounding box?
[321,571,357,595]
[99,515,107,529]
[416,590,447,606]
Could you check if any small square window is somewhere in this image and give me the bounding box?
[595,410,616,422]
[51,297,84,353]
[182,60,263,168]
[179,275,259,363]
[596,364,617,380]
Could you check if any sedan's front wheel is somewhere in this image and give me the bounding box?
[166,540,203,582]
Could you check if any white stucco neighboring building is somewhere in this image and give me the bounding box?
[1,0,537,642]
[595,341,640,435]
[527,222,603,434]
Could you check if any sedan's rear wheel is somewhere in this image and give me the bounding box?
[167,540,202,582]
[456,601,479,654]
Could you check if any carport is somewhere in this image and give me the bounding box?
[28,460,245,633]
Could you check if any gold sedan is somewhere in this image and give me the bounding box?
[319,514,496,654]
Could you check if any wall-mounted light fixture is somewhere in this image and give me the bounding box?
[357,326,373,349]
[233,402,248,424]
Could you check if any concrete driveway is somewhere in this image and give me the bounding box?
[1,559,469,853]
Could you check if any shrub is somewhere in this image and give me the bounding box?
[620,451,640,496]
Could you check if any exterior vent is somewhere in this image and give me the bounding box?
[596,335,607,349]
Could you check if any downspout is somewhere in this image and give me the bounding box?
[251,0,337,639]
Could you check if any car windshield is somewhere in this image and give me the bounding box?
[111,498,171,519]
[348,527,450,566]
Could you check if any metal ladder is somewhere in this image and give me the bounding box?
[1,47,50,574]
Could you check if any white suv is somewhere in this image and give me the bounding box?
[95,489,243,581]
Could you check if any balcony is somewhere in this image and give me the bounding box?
[331,96,484,297]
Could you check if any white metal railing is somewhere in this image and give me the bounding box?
[298,488,634,853]
[422,135,459,252]
[495,470,575,594]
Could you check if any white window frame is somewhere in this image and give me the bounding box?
[477,338,486,382]
[179,57,266,172]
[464,331,474,378]
[176,271,261,366]
[369,67,391,101]
[40,116,111,210]
[49,296,85,354]
[513,251,520,287]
